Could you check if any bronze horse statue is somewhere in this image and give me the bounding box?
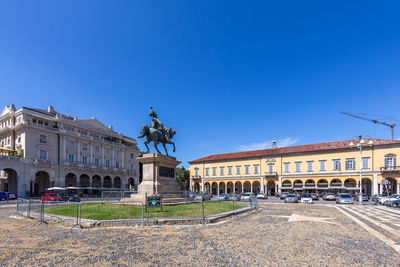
[138,125,176,156]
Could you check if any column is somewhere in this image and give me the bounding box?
[379,184,382,194]
[121,150,124,168]
[225,183,227,194]
[201,179,204,192]
[372,173,378,195]
[397,182,400,194]
[90,142,93,164]
[250,183,253,193]
[62,136,66,160]
[101,146,105,165]
[278,176,282,194]
[77,141,80,162]
[242,184,244,193]
[217,183,220,195]
[260,177,264,193]
[275,185,279,195]
[189,178,193,191]
[233,183,235,193]
[112,148,115,167]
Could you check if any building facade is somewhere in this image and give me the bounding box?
[189,139,400,196]
[0,104,140,197]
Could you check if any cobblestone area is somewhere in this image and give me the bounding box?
[1,203,400,266]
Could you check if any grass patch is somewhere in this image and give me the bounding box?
[44,201,247,220]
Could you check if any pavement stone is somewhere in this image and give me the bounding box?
[1,203,400,266]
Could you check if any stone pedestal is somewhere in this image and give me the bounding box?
[128,153,181,203]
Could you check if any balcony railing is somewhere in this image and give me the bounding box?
[381,166,400,172]
[34,159,54,165]
[0,155,21,161]
[265,172,278,177]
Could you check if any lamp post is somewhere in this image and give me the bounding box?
[349,136,374,204]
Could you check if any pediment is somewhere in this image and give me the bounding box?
[1,106,13,117]
[75,118,112,132]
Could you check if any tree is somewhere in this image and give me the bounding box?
[176,166,190,190]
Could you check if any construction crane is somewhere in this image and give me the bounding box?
[340,112,396,140]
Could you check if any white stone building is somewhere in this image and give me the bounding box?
[0,104,140,197]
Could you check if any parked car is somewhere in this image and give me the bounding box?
[60,193,80,202]
[195,193,212,201]
[284,194,298,203]
[310,193,319,200]
[242,193,252,202]
[280,193,288,200]
[361,194,369,202]
[217,193,228,201]
[188,192,197,199]
[336,193,355,204]
[229,194,241,201]
[0,192,8,201]
[392,199,400,208]
[323,193,336,201]
[6,192,17,200]
[194,194,203,201]
[40,193,61,202]
[379,194,400,205]
[372,194,387,202]
[300,194,313,204]
[257,193,268,199]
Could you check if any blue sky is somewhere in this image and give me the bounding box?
[1,1,400,167]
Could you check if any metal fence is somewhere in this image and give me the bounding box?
[16,197,258,227]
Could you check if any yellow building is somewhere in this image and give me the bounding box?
[189,138,400,196]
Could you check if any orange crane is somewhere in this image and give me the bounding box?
[340,112,396,140]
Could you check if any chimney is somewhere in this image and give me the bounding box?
[272,140,277,148]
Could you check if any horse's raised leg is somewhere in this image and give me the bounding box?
[154,142,161,154]
[144,140,150,153]
[162,143,169,156]
[171,142,176,152]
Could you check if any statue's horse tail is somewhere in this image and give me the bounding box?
[138,125,149,138]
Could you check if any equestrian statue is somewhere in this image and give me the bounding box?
[138,107,176,156]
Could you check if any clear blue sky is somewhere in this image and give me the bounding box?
[1,1,400,167]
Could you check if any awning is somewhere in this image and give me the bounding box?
[45,187,66,191]
[0,147,16,153]
[66,186,80,190]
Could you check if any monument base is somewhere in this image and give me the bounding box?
[123,153,182,203]
[138,153,181,194]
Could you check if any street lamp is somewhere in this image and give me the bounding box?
[349,137,374,204]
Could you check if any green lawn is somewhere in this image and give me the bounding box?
[44,201,247,220]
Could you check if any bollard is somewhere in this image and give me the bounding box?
[40,201,44,223]
[28,199,31,218]
[201,199,205,225]
[76,203,79,226]
[78,203,82,227]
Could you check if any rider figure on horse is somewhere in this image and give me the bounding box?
[149,107,171,142]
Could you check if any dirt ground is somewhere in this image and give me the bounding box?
[1,203,400,266]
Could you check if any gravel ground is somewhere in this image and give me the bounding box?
[1,203,400,266]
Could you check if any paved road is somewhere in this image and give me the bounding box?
[1,202,400,266]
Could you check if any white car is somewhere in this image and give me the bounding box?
[256,193,267,199]
[300,194,313,204]
[379,194,400,205]
[6,192,16,200]
[242,193,252,201]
